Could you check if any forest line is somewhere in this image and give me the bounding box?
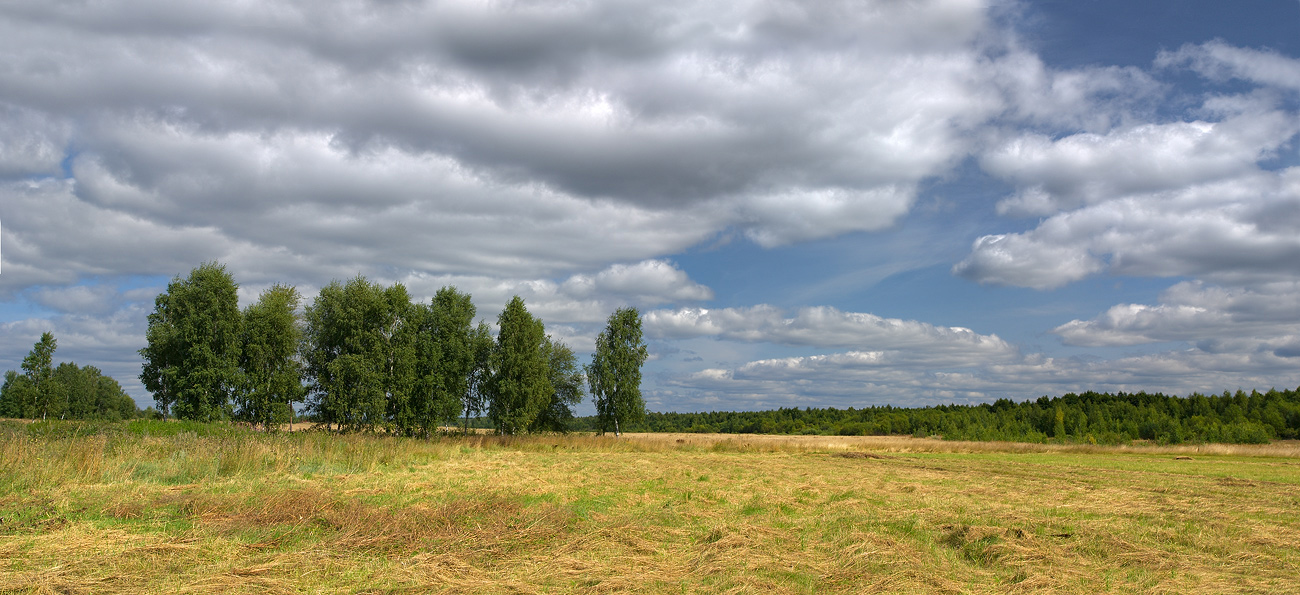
[5,263,1300,445]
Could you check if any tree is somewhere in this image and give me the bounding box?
[588,307,648,436]
[530,337,584,433]
[54,361,93,419]
[24,332,62,420]
[93,371,140,421]
[0,333,65,420]
[52,363,138,421]
[303,276,415,432]
[3,334,140,421]
[408,287,478,438]
[237,284,306,430]
[487,296,551,435]
[381,283,419,435]
[0,371,29,418]
[139,263,242,422]
[462,322,494,433]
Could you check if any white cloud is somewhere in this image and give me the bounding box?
[1054,281,1300,352]
[30,284,127,316]
[989,50,1162,132]
[0,103,68,178]
[561,259,713,304]
[644,304,1017,361]
[955,167,1300,288]
[961,40,1300,291]
[983,109,1300,217]
[0,0,1018,293]
[664,343,1300,410]
[1157,41,1300,92]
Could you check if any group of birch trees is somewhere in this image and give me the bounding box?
[138,263,647,435]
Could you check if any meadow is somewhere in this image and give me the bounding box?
[2,421,1298,594]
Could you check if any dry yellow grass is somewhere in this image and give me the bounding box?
[1,428,1297,593]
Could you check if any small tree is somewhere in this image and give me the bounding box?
[530,337,584,433]
[588,307,648,436]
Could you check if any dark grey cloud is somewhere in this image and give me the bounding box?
[0,0,1012,282]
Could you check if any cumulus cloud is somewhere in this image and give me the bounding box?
[989,50,1162,133]
[961,41,1300,290]
[0,0,1019,295]
[1157,41,1300,92]
[983,109,1300,217]
[955,167,1300,287]
[561,259,712,304]
[644,304,1018,361]
[665,344,1300,410]
[1054,281,1300,351]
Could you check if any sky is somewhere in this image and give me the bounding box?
[2,0,1300,414]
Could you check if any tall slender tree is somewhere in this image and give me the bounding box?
[463,321,494,433]
[409,286,478,438]
[588,307,648,436]
[237,284,305,430]
[139,263,242,422]
[381,283,419,435]
[487,296,551,435]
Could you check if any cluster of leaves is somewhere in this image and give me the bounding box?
[139,263,648,435]
[0,332,141,421]
[582,388,1300,445]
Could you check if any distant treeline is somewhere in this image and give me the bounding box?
[571,388,1300,445]
[1,332,143,421]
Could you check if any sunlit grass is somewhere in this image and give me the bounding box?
[1,423,1298,593]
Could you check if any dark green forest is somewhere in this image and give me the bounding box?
[570,388,1300,445]
[0,332,142,421]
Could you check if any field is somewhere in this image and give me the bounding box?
[2,424,1298,594]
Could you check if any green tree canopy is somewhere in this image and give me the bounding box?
[3,333,139,421]
[303,276,416,432]
[588,307,648,436]
[403,286,479,437]
[530,337,584,433]
[1,332,59,419]
[463,321,494,433]
[140,262,242,422]
[488,296,551,435]
[238,284,306,430]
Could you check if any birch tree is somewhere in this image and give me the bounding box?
[139,263,242,422]
[588,307,648,436]
[487,296,550,435]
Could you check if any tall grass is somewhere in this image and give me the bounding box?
[2,421,1298,594]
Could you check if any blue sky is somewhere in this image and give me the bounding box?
[3,0,1300,414]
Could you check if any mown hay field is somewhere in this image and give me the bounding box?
[2,424,1298,594]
